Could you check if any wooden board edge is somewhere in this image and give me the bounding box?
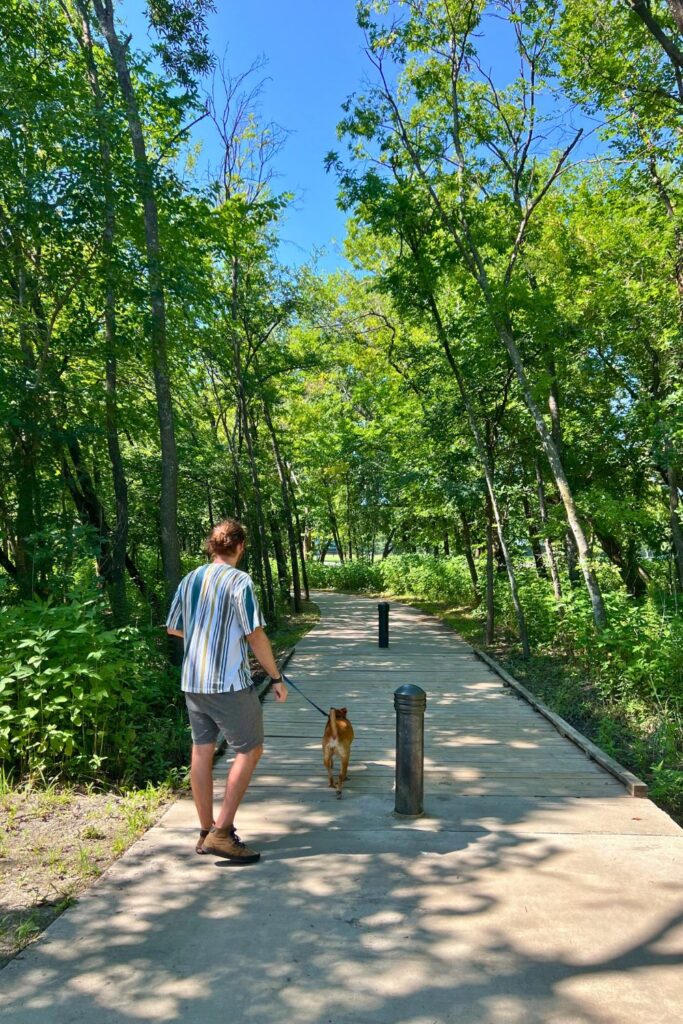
[472,646,648,798]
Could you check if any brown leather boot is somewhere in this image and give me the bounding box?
[202,826,260,864]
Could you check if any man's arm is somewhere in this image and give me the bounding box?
[246,626,288,703]
[167,628,184,638]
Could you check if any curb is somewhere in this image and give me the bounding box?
[472,645,648,798]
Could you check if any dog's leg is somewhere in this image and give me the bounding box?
[340,752,350,784]
[323,748,335,788]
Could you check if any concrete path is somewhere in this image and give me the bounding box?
[1,592,682,1024]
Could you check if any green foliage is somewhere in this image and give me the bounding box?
[379,555,473,606]
[0,594,187,786]
[306,559,384,592]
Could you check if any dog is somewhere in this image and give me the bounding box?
[322,707,354,799]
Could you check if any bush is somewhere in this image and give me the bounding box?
[0,594,188,786]
[379,554,474,606]
[306,554,475,604]
[306,560,384,592]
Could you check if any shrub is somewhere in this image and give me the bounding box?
[306,560,383,592]
[0,594,188,786]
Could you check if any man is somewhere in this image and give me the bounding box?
[166,518,287,864]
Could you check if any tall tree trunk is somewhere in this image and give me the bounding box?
[497,323,606,629]
[565,529,581,589]
[485,490,495,646]
[425,294,530,656]
[595,529,649,599]
[458,511,479,602]
[76,3,128,624]
[91,0,180,604]
[668,467,683,590]
[384,80,606,628]
[288,476,310,601]
[228,262,275,622]
[11,254,39,598]
[262,402,302,611]
[381,527,396,560]
[346,477,353,561]
[269,514,289,600]
[522,493,547,579]
[535,459,563,603]
[324,485,345,564]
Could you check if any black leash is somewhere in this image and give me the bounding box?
[280,672,328,718]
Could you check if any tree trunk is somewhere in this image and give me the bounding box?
[522,493,548,579]
[228,266,275,621]
[76,3,128,624]
[263,402,302,611]
[535,460,563,603]
[325,486,345,564]
[425,295,530,656]
[565,529,581,588]
[91,0,180,604]
[458,511,479,601]
[668,466,683,590]
[497,324,606,629]
[485,491,495,646]
[381,527,396,560]
[288,477,310,601]
[269,514,289,600]
[595,528,649,599]
[346,477,353,561]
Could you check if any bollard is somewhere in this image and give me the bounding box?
[394,683,427,816]
[378,601,390,648]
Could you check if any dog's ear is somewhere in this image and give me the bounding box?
[337,707,347,719]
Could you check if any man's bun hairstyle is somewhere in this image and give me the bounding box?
[206,519,246,559]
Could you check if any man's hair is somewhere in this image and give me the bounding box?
[206,519,247,559]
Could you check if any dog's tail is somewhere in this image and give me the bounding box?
[328,708,338,739]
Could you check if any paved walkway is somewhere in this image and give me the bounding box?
[1,592,682,1023]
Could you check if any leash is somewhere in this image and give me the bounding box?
[280,672,328,718]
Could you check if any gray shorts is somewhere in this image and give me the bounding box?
[184,686,264,753]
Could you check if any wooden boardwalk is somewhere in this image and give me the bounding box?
[259,591,625,800]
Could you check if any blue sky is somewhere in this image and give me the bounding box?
[118,2,595,272]
[121,1,371,270]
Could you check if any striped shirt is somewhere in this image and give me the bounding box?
[165,563,266,693]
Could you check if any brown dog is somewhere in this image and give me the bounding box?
[322,708,354,799]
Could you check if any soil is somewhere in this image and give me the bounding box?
[0,785,176,968]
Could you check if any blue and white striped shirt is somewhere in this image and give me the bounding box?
[165,564,266,693]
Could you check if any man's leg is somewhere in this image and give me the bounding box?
[215,744,263,830]
[190,742,216,831]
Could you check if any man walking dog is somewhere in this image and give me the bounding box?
[166,519,287,864]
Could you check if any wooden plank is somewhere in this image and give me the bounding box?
[472,647,648,797]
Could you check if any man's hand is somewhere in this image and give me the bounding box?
[272,680,288,703]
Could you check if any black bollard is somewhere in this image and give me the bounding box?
[394,683,427,816]
[378,601,390,648]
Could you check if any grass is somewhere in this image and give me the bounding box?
[0,779,177,968]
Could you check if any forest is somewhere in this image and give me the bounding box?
[1,0,682,817]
